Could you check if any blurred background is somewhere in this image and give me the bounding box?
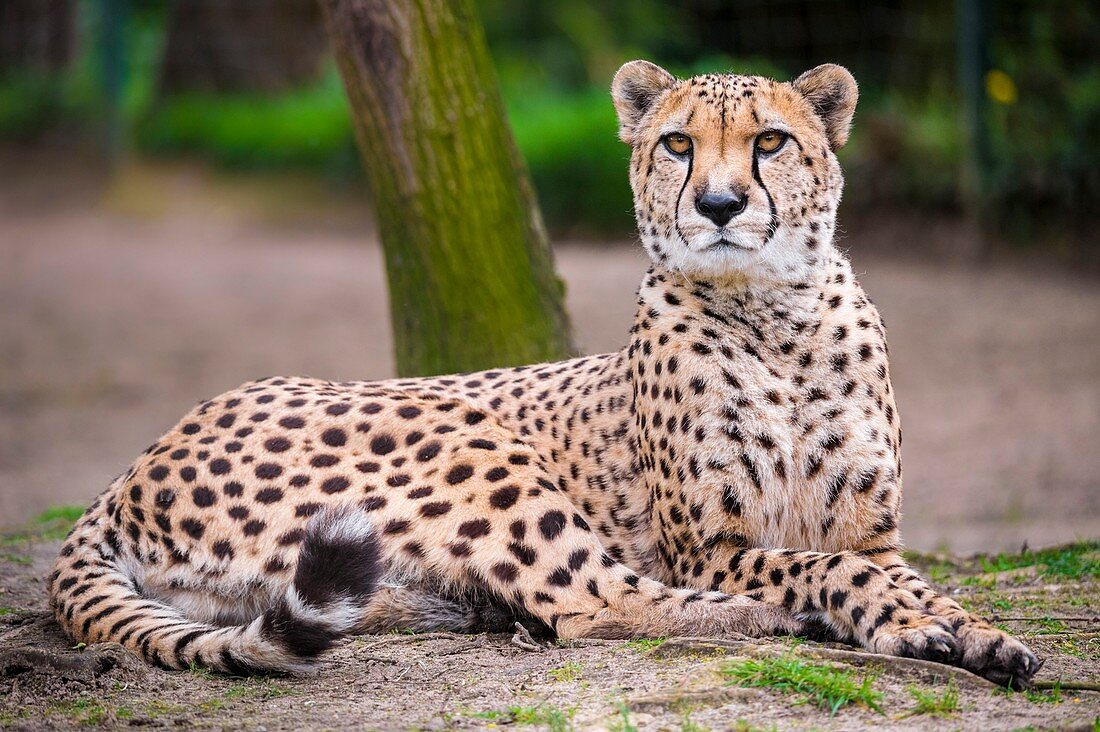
[1,0,1097,553]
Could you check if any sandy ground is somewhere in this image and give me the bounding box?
[2,530,1097,730]
[2,148,1098,552]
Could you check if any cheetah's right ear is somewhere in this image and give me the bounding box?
[612,60,678,145]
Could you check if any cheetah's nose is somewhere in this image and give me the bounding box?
[695,191,747,227]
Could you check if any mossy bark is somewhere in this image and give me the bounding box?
[319,0,575,377]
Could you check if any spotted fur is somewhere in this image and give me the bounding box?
[48,61,1038,687]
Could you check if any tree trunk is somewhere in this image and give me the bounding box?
[159,0,328,95]
[319,0,574,377]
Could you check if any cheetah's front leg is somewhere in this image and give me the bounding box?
[708,548,959,665]
[869,553,1041,687]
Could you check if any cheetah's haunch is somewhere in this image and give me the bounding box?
[48,61,1039,688]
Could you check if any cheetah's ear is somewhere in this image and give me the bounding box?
[792,64,858,150]
[612,60,678,145]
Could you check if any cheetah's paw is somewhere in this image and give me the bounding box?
[869,613,959,666]
[955,621,1042,688]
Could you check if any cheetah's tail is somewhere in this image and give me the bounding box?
[48,505,382,674]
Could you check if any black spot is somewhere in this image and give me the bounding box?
[538,511,567,541]
[384,519,410,535]
[265,437,292,453]
[180,518,204,539]
[279,416,306,429]
[547,567,572,587]
[371,435,397,455]
[295,503,323,518]
[509,542,537,566]
[360,496,387,512]
[255,463,283,480]
[256,487,284,504]
[192,487,216,508]
[321,476,350,494]
[321,428,347,448]
[567,549,590,570]
[456,519,491,539]
[419,501,452,517]
[469,439,496,450]
[489,485,520,510]
[311,454,340,468]
[446,464,474,485]
[491,562,518,583]
[181,423,201,435]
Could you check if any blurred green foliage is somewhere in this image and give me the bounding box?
[0,1,1096,238]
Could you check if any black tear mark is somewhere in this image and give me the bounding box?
[752,147,780,245]
[672,141,695,248]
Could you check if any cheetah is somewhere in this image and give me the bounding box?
[48,61,1039,687]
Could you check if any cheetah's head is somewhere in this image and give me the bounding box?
[612,61,857,285]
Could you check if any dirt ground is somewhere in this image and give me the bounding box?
[2,526,1098,730]
[2,147,1099,552]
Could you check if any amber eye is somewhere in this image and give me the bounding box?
[756,130,787,154]
[663,133,692,155]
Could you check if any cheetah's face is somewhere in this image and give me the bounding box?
[612,61,858,283]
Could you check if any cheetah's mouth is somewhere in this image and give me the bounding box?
[709,238,752,251]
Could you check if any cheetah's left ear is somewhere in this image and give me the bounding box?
[792,64,858,150]
[612,60,678,145]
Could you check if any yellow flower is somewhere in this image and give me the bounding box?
[986,69,1018,105]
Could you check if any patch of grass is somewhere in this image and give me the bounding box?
[609,701,637,732]
[622,636,666,653]
[996,681,1064,705]
[679,714,708,732]
[0,607,18,616]
[903,679,959,718]
[927,562,956,584]
[1033,616,1068,635]
[45,698,116,726]
[0,553,31,565]
[548,661,584,682]
[2,505,86,546]
[978,542,1099,581]
[472,704,575,731]
[720,654,883,715]
[198,678,293,712]
[1053,638,1099,660]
